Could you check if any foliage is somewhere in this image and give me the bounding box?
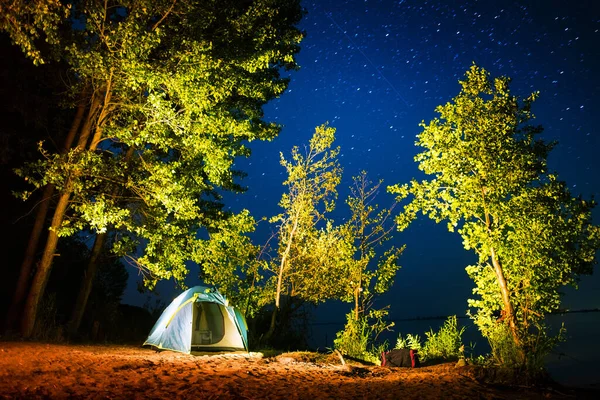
[194,210,265,317]
[334,308,393,364]
[389,64,600,370]
[342,172,404,320]
[262,129,403,343]
[395,316,465,362]
[332,174,403,362]
[395,333,423,352]
[267,124,344,310]
[0,0,68,65]
[422,315,465,361]
[7,0,305,334]
[484,320,565,375]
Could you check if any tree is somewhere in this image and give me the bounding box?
[264,123,343,339]
[0,35,81,331]
[389,64,600,370]
[5,0,304,337]
[343,171,403,321]
[333,172,403,362]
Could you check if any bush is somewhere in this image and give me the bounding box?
[422,315,465,361]
[395,315,465,362]
[334,308,392,365]
[395,333,422,352]
[482,320,565,382]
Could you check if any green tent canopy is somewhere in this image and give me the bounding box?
[144,286,248,353]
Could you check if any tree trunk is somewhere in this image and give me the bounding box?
[5,97,87,331]
[354,285,360,321]
[482,188,522,356]
[67,231,106,336]
[264,306,278,343]
[274,216,299,309]
[20,179,74,337]
[20,90,105,338]
[266,213,300,341]
[490,247,521,348]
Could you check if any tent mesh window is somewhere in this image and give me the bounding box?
[193,302,225,345]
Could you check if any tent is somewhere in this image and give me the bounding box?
[143,286,248,353]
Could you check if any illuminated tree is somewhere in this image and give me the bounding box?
[265,124,343,339]
[389,64,600,370]
[333,172,403,362]
[193,209,264,318]
[4,0,304,337]
[343,172,403,321]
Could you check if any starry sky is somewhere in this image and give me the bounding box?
[127,0,600,327]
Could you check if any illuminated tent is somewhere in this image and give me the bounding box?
[144,286,248,353]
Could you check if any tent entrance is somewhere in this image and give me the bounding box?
[192,302,225,346]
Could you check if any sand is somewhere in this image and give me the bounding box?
[0,342,593,399]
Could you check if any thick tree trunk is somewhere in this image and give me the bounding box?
[20,179,74,337]
[68,231,106,335]
[5,97,87,331]
[20,90,105,338]
[265,306,278,343]
[5,184,54,331]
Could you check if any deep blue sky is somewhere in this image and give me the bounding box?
[126,0,600,324]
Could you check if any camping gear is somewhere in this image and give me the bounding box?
[144,286,248,353]
[381,348,420,368]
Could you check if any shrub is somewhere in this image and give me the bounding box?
[483,320,565,382]
[422,315,466,361]
[395,315,466,362]
[395,333,423,352]
[334,308,392,364]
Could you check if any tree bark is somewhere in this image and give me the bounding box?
[266,213,300,341]
[20,90,104,338]
[20,179,74,337]
[5,96,87,331]
[354,285,360,321]
[482,187,522,358]
[490,247,521,348]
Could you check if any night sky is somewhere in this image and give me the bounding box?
[126,0,600,326]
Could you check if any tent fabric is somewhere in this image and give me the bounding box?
[143,286,248,353]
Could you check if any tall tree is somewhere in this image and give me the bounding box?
[333,173,402,361]
[0,36,77,330]
[265,123,343,339]
[343,172,403,321]
[4,0,304,337]
[389,64,600,369]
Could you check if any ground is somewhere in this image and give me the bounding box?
[0,342,595,399]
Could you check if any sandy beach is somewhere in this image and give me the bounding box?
[0,342,596,399]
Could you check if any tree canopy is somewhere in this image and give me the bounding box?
[3,0,305,337]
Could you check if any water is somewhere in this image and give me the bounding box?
[545,312,600,388]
